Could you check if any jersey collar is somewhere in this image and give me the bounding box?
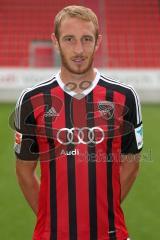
[55,69,100,99]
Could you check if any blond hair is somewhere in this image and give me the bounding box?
[54,5,99,40]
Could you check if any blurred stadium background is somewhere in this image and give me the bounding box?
[0,0,160,239]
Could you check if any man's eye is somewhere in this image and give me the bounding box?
[83,37,93,42]
[65,37,73,42]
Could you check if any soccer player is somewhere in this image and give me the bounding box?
[14,5,143,240]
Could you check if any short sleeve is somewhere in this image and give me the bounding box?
[121,87,143,154]
[14,89,39,160]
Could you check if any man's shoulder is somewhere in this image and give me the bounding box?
[99,73,138,100]
[17,76,57,104]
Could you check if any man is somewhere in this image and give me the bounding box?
[14,5,143,240]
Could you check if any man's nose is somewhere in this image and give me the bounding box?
[73,40,83,54]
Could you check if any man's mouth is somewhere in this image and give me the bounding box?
[72,57,86,64]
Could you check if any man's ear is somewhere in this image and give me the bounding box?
[95,34,102,52]
[51,33,59,52]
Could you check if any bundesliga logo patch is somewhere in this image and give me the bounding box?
[135,124,143,150]
[14,131,22,154]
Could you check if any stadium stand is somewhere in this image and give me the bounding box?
[0,0,160,68]
[0,0,81,67]
[106,0,160,68]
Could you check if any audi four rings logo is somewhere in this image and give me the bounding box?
[57,127,104,145]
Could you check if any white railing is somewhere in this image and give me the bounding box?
[0,68,160,102]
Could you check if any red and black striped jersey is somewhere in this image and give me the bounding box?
[14,70,143,240]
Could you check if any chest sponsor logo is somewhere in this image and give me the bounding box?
[60,149,80,156]
[57,127,104,145]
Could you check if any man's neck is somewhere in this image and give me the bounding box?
[60,67,96,93]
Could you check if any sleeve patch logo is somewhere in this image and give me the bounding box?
[135,124,143,150]
[14,131,22,154]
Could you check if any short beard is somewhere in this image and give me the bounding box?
[58,44,95,75]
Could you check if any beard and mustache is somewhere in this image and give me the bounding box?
[58,44,96,75]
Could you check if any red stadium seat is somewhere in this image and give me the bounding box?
[0,0,160,67]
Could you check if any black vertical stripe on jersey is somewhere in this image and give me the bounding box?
[106,89,116,240]
[44,91,57,240]
[25,98,39,160]
[64,93,77,240]
[86,92,97,240]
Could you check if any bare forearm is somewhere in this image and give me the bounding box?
[17,172,40,215]
[120,167,138,202]
[120,154,140,202]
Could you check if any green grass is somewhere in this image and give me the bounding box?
[0,103,159,239]
[0,104,35,240]
[122,104,160,239]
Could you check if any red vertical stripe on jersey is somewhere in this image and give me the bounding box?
[31,93,51,239]
[93,85,109,239]
[51,87,69,240]
[72,97,90,240]
[112,91,128,238]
